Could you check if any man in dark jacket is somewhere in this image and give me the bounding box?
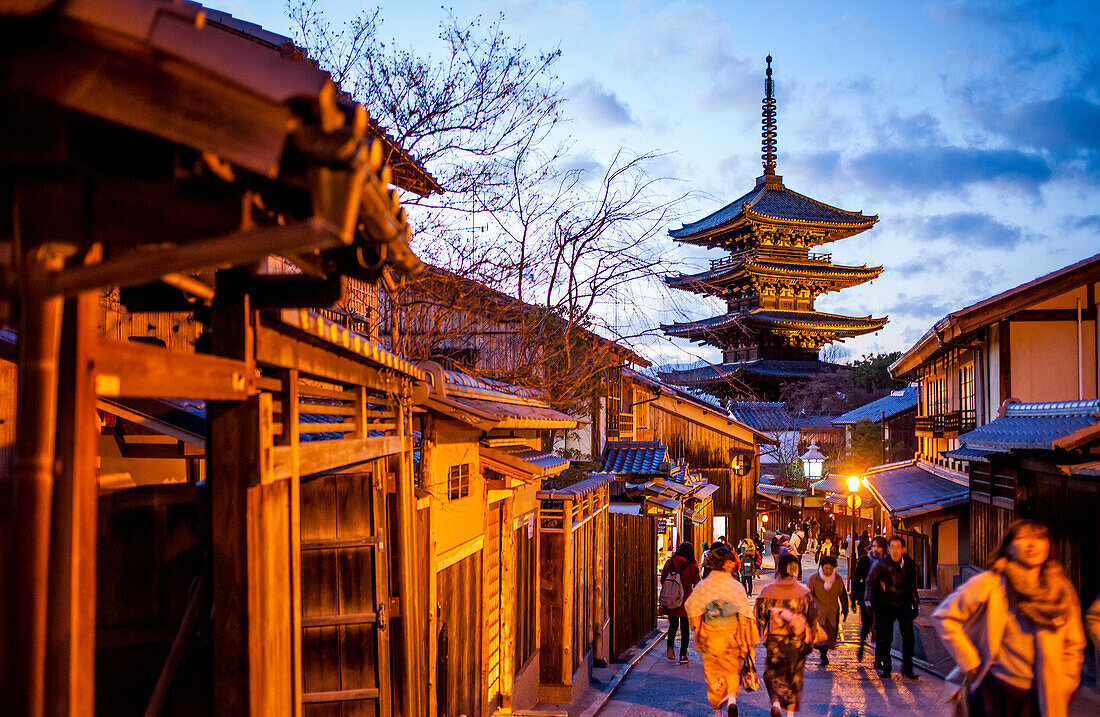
[850,535,887,663]
[866,535,920,679]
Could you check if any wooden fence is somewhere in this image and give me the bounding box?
[608,511,656,661]
[537,475,610,703]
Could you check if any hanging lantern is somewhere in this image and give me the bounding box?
[799,441,825,480]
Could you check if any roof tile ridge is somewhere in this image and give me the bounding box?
[775,184,876,220]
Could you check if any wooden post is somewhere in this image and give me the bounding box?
[46,284,100,716]
[499,496,516,710]
[393,386,425,717]
[209,297,294,715]
[277,369,303,717]
[10,244,68,717]
[561,497,575,686]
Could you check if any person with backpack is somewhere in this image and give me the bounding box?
[661,541,702,663]
[738,539,758,596]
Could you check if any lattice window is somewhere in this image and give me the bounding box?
[959,363,975,425]
[448,463,470,500]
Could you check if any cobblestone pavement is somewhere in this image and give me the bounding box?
[600,554,948,717]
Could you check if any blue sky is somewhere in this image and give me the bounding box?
[229,0,1100,366]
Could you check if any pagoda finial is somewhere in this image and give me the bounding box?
[762,55,777,175]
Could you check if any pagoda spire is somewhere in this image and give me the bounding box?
[762,55,777,175]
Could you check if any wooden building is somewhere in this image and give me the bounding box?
[887,251,1100,595]
[659,59,884,401]
[0,3,443,716]
[831,385,919,460]
[415,362,577,715]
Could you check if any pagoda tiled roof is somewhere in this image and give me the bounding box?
[666,256,882,293]
[659,359,845,386]
[662,309,887,339]
[669,175,876,241]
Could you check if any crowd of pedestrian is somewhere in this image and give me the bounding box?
[655,516,1100,717]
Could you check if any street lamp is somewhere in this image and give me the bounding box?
[800,441,826,481]
[847,475,861,493]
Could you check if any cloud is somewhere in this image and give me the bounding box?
[848,146,1051,195]
[567,78,636,126]
[1062,215,1100,232]
[559,153,604,176]
[884,293,959,322]
[889,252,947,279]
[995,96,1100,156]
[911,212,1035,249]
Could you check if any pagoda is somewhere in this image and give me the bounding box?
[660,57,886,401]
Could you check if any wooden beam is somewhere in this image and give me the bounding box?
[46,287,99,716]
[255,320,390,390]
[998,320,1012,404]
[95,337,252,400]
[1009,308,1098,321]
[272,435,407,479]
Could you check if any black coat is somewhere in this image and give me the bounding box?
[850,554,873,603]
[866,554,920,612]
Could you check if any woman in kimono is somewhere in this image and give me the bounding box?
[806,555,848,666]
[684,545,760,717]
[755,552,818,717]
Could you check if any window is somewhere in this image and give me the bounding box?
[448,463,470,500]
[959,363,975,426]
[925,375,947,416]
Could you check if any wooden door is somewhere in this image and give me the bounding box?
[300,465,392,716]
[437,552,482,717]
[484,503,503,713]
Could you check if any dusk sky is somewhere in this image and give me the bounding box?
[231,0,1100,367]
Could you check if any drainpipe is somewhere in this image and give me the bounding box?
[1078,297,1084,400]
[11,243,70,717]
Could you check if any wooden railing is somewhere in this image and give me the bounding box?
[709,247,832,270]
[915,409,977,437]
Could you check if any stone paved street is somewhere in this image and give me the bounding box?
[598,551,1100,716]
[599,553,948,716]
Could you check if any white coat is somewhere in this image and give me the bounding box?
[932,571,1085,717]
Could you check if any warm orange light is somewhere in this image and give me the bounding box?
[847,475,861,493]
[762,514,769,523]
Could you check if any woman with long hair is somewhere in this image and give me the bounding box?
[933,519,1085,717]
[661,541,701,664]
[755,552,818,717]
[684,545,760,717]
[806,554,848,667]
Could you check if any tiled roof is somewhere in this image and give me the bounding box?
[669,177,875,240]
[863,461,968,519]
[729,402,796,431]
[957,399,1100,451]
[796,410,844,429]
[538,472,614,499]
[665,258,882,293]
[661,359,844,387]
[832,385,919,426]
[601,440,670,475]
[480,444,569,478]
[663,309,887,338]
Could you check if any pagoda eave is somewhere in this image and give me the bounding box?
[665,261,884,294]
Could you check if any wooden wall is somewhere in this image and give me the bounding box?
[697,467,754,544]
[538,529,564,685]
[95,485,206,716]
[437,551,482,717]
[608,512,656,661]
[968,496,1016,572]
[514,523,538,671]
[299,467,390,717]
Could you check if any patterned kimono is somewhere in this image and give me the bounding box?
[683,571,758,709]
[754,578,818,711]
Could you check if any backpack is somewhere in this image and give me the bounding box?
[659,568,685,611]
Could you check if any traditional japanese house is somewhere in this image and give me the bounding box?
[414,363,578,716]
[659,58,885,401]
[0,3,440,716]
[944,400,1100,610]
[885,251,1100,594]
[831,385,919,459]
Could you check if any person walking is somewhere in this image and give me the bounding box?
[738,539,757,596]
[851,535,887,663]
[866,535,920,679]
[755,553,819,717]
[660,542,701,664]
[933,519,1085,717]
[814,534,835,565]
[1087,594,1100,649]
[753,532,766,579]
[685,544,760,717]
[807,555,849,667]
[856,530,871,561]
